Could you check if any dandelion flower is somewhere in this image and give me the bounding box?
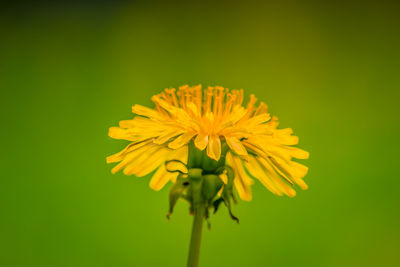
[107,85,309,267]
[107,84,309,200]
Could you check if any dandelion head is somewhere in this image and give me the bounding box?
[107,85,309,203]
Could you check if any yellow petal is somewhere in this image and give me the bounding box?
[246,113,271,126]
[108,127,135,141]
[167,145,188,164]
[284,147,309,159]
[152,96,179,115]
[234,178,252,201]
[149,166,177,191]
[225,106,247,125]
[122,145,161,175]
[132,104,163,120]
[207,135,221,161]
[129,148,169,177]
[289,161,309,179]
[106,139,152,163]
[219,173,228,184]
[266,156,295,186]
[264,145,293,162]
[275,128,299,145]
[110,144,153,174]
[168,132,196,149]
[153,130,183,145]
[277,135,299,146]
[226,153,253,201]
[279,160,308,190]
[225,136,248,156]
[257,157,296,197]
[244,156,282,196]
[293,177,308,190]
[118,119,136,128]
[194,133,208,151]
[186,102,200,117]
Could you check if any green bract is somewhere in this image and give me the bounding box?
[167,141,239,223]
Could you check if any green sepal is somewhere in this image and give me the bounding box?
[202,174,224,201]
[187,140,230,173]
[167,141,241,225]
[165,160,188,174]
[167,174,188,220]
[188,168,204,213]
[214,165,239,223]
[212,197,239,223]
[212,198,224,213]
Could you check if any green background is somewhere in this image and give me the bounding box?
[1,1,399,266]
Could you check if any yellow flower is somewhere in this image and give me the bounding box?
[107,85,309,201]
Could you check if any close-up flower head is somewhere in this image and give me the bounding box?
[107,85,309,202]
[107,85,310,266]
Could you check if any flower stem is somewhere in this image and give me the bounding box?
[187,203,205,267]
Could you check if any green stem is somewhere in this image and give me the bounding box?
[187,203,205,267]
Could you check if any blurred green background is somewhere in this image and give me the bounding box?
[1,1,399,266]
